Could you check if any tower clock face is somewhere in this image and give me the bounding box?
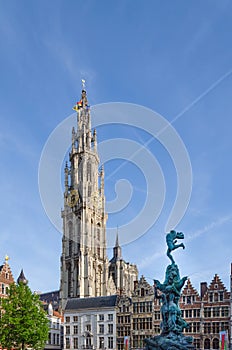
[66,189,79,207]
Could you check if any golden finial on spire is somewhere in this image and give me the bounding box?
[72,79,89,111]
[5,255,9,264]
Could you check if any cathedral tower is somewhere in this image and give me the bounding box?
[60,87,108,309]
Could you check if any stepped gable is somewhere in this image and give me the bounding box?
[0,259,14,284]
[202,273,230,301]
[181,278,200,298]
[132,275,153,296]
[180,278,201,305]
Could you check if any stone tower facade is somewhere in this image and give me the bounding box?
[108,233,138,296]
[60,89,108,308]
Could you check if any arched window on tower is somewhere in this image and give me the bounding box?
[68,222,73,256]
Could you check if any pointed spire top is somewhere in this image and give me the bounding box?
[17,269,28,285]
[81,79,86,90]
[115,226,119,247]
[5,255,9,264]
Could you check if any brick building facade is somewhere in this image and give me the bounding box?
[0,256,14,298]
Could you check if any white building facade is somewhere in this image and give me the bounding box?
[45,303,63,350]
[64,295,117,350]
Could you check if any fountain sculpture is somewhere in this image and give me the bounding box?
[144,230,195,350]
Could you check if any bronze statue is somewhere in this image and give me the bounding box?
[166,230,185,264]
[144,231,194,350]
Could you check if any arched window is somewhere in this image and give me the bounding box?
[204,338,210,349]
[212,338,219,349]
[68,222,73,256]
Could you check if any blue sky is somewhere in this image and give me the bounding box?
[0,1,232,293]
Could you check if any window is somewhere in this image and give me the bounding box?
[53,333,56,345]
[139,302,145,312]
[214,293,218,302]
[108,313,113,321]
[99,314,104,321]
[154,325,160,333]
[108,336,113,349]
[212,322,220,334]
[99,324,104,334]
[219,291,224,301]
[213,338,219,349]
[146,301,153,312]
[65,316,70,323]
[108,324,113,334]
[73,337,78,349]
[154,311,160,320]
[187,296,191,304]
[204,308,211,318]
[192,322,200,333]
[99,337,104,349]
[48,333,51,344]
[86,324,91,332]
[204,338,210,350]
[209,293,213,302]
[194,338,200,349]
[204,323,211,334]
[212,307,220,317]
[133,302,138,313]
[66,326,70,335]
[66,337,70,349]
[57,334,60,345]
[73,316,78,322]
[1,284,4,295]
[74,325,78,334]
[193,309,200,318]
[86,335,91,347]
[221,307,229,317]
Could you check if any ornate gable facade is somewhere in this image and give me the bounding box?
[0,257,14,298]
